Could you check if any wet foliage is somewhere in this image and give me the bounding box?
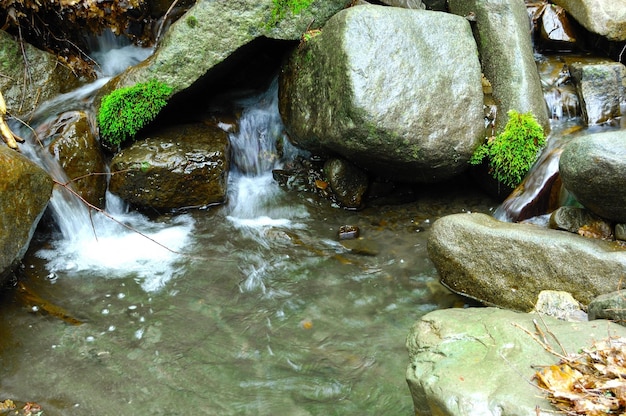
[0,0,155,77]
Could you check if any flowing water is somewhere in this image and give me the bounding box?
[0,39,497,415]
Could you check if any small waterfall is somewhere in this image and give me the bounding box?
[17,35,193,292]
[227,78,308,227]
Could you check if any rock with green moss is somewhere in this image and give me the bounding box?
[279,5,484,182]
[470,110,546,188]
[98,79,172,149]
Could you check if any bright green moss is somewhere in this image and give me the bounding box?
[268,0,314,27]
[98,79,172,148]
[470,110,546,188]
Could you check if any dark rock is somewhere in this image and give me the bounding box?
[549,206,613,239]
[559,131,626,222]
[338,225,360,240]
[0,146,53,281]
[46,111,107,208]
[109,123,229,211]
[324,158,368,209]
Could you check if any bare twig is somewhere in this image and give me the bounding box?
[155,0,181,45]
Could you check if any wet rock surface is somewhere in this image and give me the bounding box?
[406,307,626,416]
[0,146,53,282]
[46,111,107,208]
[569,61,625,125]
[279,5,484,182]
[427,212,626,311]
[559,130,626,223]
[109,123,229,211]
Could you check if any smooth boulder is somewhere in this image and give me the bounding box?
[449,0,550,134]
[406,307,626,415]
[427,213,626,311]
[280,5,484,182]
[559,131,626,222]
[553,0,626,41]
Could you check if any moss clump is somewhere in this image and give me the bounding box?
[98,79,172,148]
[470,110,546,188]
[268,0,314,27]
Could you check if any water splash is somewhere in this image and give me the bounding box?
[18,34,195,292]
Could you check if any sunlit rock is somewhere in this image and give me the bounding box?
[0,30,79,117]
[449,0,550,134]
[103,0,350,95]
[559,131,626,222]
[46,111,107,208]
[569,61,625,125]
[280,5,484,183]
[427,213,626,311]
[0,146,53,281]
[109,123,229,211]
[552,0,626,41]
[406,307,626,415]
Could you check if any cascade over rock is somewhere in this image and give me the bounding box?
[279,5,484,183]
[559,130,626,222]
[0,30,79,117]
[109,123,229,211]
[448,0,550,134]
[427,213,626,311]
[0,146,53,282]
[406,307,626,416]
[102,0,350,96]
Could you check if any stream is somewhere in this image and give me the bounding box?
[1,27,622,415]
[0,37,497,415]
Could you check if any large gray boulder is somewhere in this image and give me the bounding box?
[109,123,230,211]
[0,30,79,117]
[104,0,350,94]
[427,213,626,311]
[448,0,550,134]
[279,5,484,182]
[0,146,53,281]
[559,131,626,222]
[553,0,626,41]
[406,307,626,416]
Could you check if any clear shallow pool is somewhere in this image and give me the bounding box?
[0,177,495,416]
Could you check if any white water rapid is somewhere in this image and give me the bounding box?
[17,35,193,292]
